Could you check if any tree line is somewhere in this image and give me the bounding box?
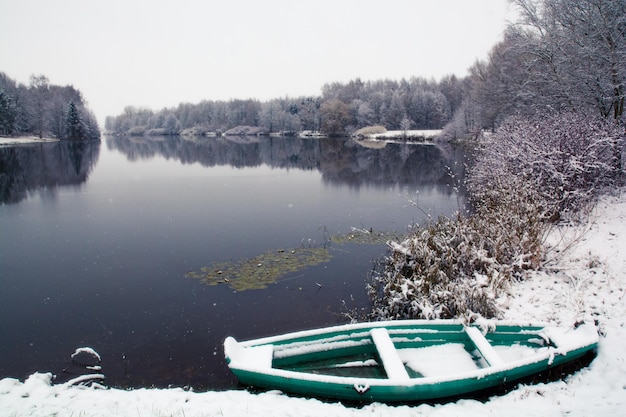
[104,76,457,137]
[0,72,100,140]
[106,0,623,140]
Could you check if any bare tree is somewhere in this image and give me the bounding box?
[319,99,351,135]
[399,115,412,138]
[29,74,49,138]
[511,0,626,120]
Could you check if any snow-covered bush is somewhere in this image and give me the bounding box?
[223,125,269,136]
[467,111,624,222]
[352,125,387,137]
[369,202,545,320]
[369,111,622,321]
[126,125,146,136]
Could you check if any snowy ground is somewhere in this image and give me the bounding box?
[365,129,441,142]
[0,136,59,146]
[1,193,625,416]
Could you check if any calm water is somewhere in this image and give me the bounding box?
[0,135,467,389]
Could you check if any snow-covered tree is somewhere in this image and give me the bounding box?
[512,0,625,120]
[0,89,17,135]
[447,0,626,138]
[355,100,375,128]
[65,100,84,140]
[163,112,181,135]
[467,111,624,222]
[399,115,412,138]
[29,74,49,138]
[319,99,351,135]
[384,91,406,129]
[81,109,100,140]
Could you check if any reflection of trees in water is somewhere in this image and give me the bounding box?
[319,139,460,190]
[0,135,466,204]
[106,135,468,192]
[106,135,321,171]
[0,141,100,204]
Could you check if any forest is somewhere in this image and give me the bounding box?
[105,0,624,140]
[0,73,100,141]
[104,77,456,138]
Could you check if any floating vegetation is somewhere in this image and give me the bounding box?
[185,247,332,292]
[186,227,402,292]
[330,227,404,245]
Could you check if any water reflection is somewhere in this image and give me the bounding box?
[105,135,320,171]
[105,135,465,190]
[0,141,101,204]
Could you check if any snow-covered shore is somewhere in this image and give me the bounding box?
[0,136,59,146]
[1,193,625,416]
[368,129,441,140]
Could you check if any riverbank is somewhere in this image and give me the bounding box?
[366,129,441,140]
[0,192,624,416]
[0,136,60,146]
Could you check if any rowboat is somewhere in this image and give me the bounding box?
[224,320,598,402]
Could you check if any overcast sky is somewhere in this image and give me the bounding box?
[1,0,516,123]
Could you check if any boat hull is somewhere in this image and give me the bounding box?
[225,320,598,402]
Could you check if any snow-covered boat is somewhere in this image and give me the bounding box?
[224,320,598,402]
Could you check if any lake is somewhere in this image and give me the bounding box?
[0,135,467,390]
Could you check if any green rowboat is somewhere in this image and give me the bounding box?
[224,319,598,402]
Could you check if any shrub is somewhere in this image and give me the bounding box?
[467,111,624,222]
[180,125,217,136]
[126,126,146,136]
[369,201,546,320]
[223,125,268,136]
[353,125,387,137]
[145,128,170,136]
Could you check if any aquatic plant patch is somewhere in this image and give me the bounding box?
[186,228,401,291]
[185,247,333,291]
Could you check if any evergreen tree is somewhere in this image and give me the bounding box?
[0,89,17,135]
[65,100,84,140]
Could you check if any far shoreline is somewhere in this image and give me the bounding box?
[0,136,61,147]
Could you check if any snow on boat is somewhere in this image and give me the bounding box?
[224,320,598,402]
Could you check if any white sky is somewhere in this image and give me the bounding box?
[0,0,515,123]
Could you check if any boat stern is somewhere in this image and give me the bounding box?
[224,336,274,369]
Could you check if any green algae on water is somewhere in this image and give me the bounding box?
[186,227,399,292]
[185,247,332,292]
